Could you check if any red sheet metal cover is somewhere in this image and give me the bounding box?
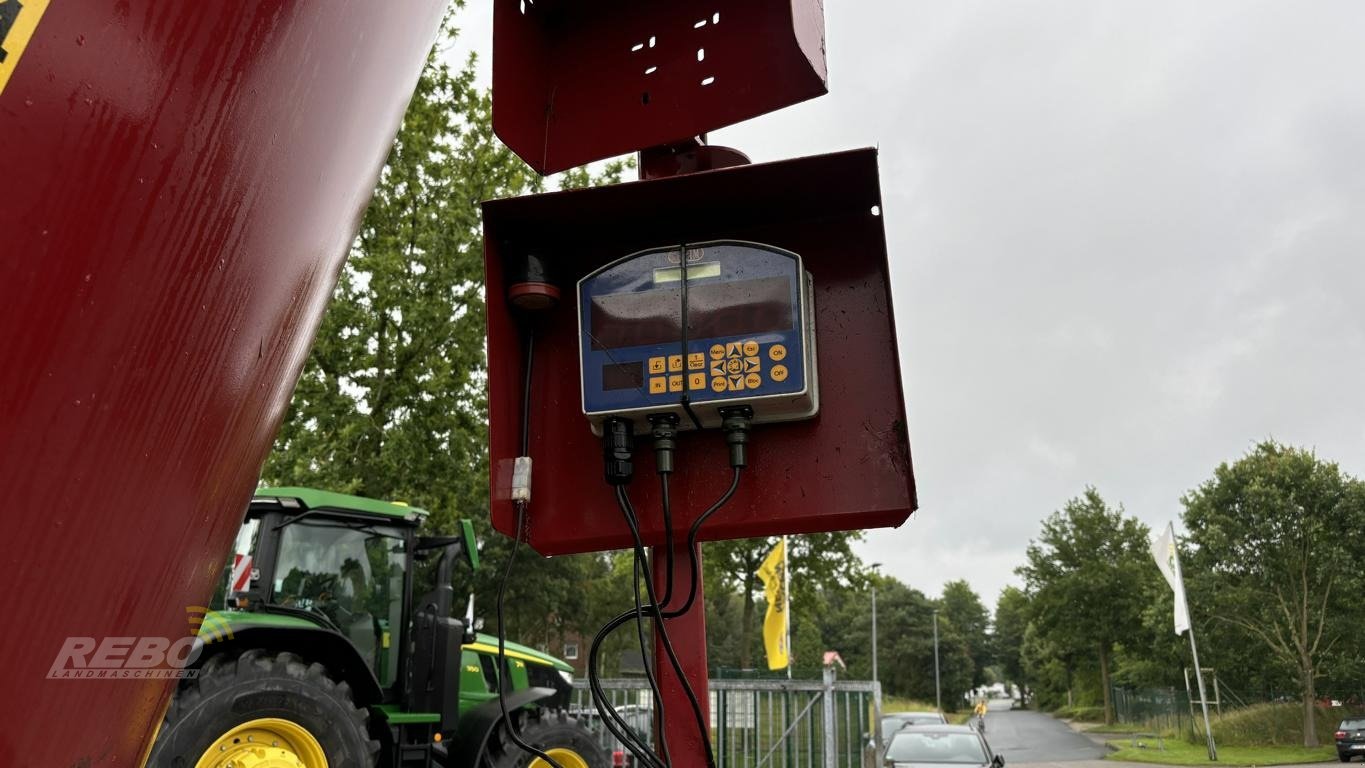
[0,1,447,763]
[482,148,917,556]
[493,0,828,175]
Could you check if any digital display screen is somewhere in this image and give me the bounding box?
[653,262,723,283]
[601,361,644,391]
[589,276,793,350]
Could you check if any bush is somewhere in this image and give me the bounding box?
[1208,702,1350,747]
[1054,705,1106,722]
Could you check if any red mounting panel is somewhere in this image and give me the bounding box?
[482,149,917,556]
[492,0,829,175]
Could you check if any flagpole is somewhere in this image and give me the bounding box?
[783,535,792,679]
[1173,534,1217,761]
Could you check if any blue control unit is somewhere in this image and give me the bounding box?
[577,240,819,432]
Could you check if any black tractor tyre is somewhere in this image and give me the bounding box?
[484,709,609,768]
[146,649,377,768]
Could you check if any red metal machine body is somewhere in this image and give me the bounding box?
[492,0,829,174]
[0,1,447,764]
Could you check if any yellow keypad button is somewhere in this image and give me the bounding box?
[649,377,668,394]
[668,374,684,393]
[689,372,707,390]
[688,353,706,370]
[745,372,762,389]
[648,356,667,374]
[711,363,726,377]
[668,354,683,372]
[770,364,788,382]
[710,376,728,392]
[743,339,760,357]
[728,375,746,392]
[709,344,725,360]
[726,342,743,358]
[769,344,787,362]
[745,356,761,373]
[726,358,744,375]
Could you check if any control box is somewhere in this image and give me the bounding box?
[577,240,818,432]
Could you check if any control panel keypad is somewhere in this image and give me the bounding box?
[648,339,795,396]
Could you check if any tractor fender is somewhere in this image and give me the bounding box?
[447,687,558,768]
[190,625,384,706]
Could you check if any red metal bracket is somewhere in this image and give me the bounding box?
[492,0,828,175]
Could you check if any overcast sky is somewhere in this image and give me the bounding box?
[449,2,1365,609]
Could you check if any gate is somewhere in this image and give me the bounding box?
[571,677,882,768]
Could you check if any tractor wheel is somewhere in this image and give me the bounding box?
[484,709,607,768]
[146,649,377,768]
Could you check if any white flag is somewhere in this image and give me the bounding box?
[1150,522,1191,635]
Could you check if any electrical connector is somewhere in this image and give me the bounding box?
[719,406,754,468]
[511,456,532,502]
[601,417,634,485]
[648,413,680,474]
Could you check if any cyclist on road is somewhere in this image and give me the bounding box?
[973,699,989,732]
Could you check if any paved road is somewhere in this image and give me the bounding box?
[980,700,1108,766]
[980,702,1337,768]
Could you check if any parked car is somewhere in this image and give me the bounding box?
[885,725,1003,768]
[882,711,949,743]
[1336,717,1365,762]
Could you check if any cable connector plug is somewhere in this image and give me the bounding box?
[719,406,754,468]
[648,413,680,475]
[511,456,532,502]
[602,417,635,486]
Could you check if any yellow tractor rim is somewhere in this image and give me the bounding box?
[529,747,590,768]
[193,717,328,768]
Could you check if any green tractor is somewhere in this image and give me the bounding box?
[147,487,605,768]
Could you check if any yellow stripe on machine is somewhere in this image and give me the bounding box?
[0,0,50,95]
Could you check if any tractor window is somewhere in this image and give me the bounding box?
[210,516,263,610]
[273,519,407,688]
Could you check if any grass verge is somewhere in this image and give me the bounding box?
[1106,737,1336,766]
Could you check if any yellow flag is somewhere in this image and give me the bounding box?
[756,538,789,671]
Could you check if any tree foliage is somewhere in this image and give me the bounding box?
[993,586,1031,697]
[260,20,630,651]
[1182,441,1365,746]
[1017,487,1152,724]
[940,580,992,688]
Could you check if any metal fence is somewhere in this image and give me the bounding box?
[571,675,882,768]
[1112,686,1195,738]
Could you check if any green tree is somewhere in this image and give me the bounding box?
[826,578,974,707]
[1181,441,1365,747]
[993,586,1032,700]
[261,14,628,650]
[939,580,992,687]
[1017,487,1152,724]
[704,532,866,670]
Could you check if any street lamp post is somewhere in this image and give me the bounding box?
[933,609,942,713]
[870,563,881,708]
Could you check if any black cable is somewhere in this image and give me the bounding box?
[659,472,675,608]
[588,611,666,768]
[617,487,716,768]
[490,327,565,768]
[495,501,564,768]
[663,468,742,619]
[589,418,667,768]
[627,513,673,768]
[519,329,534,455]
[586,469,742,768]
[676,245,705,432]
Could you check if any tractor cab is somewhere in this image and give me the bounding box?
[215,487,476,696]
